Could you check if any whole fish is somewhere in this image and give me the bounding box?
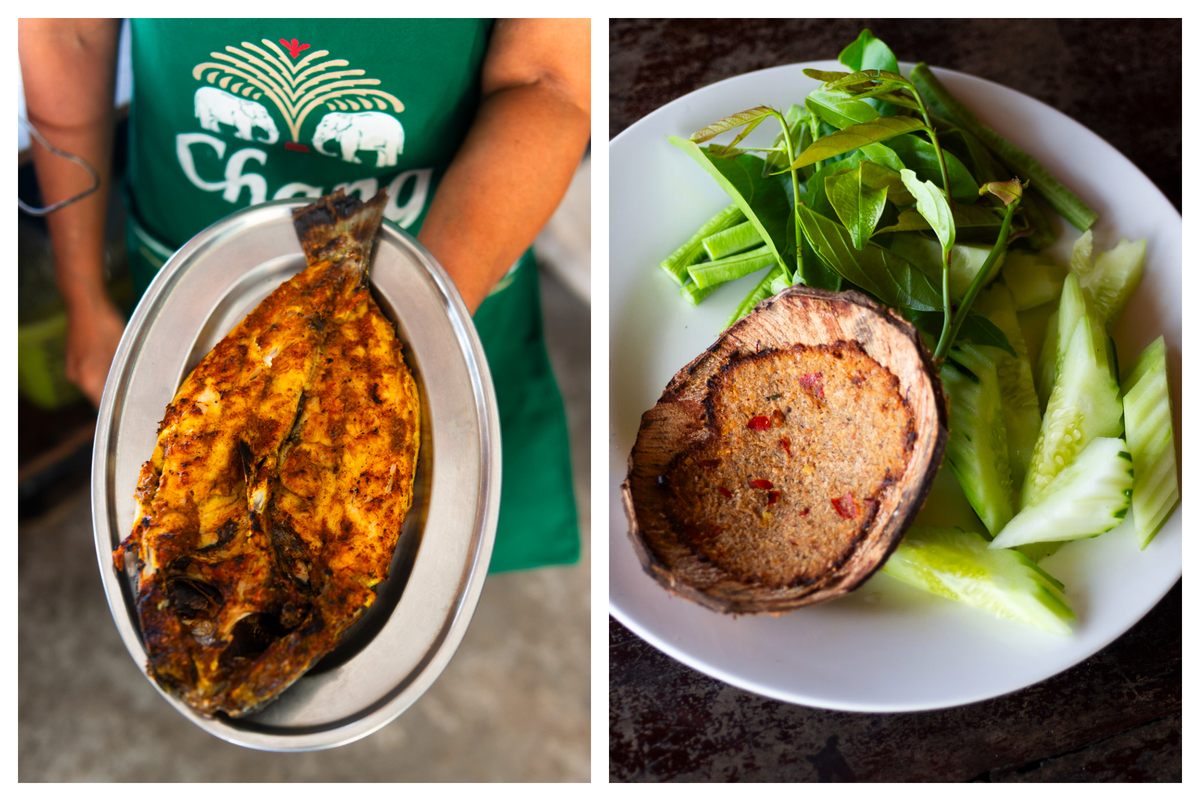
[114,190,420,716]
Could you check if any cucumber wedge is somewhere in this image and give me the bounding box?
[1078,238,1146,326]
[1121,337,1179,548]
[1035,271,1097,407]
[1021,307,1123,507]
[1002,250,1067,311]
[883,526,1074,635]
[992,437,1133,549]
[942,349,1013,536]
[974,285,1042,493]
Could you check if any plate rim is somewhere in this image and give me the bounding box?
[91,198,501,749]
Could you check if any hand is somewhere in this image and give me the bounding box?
[64,293,125,405]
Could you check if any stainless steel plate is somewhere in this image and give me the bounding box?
[92,199,500,750]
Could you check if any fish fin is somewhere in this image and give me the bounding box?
[292,188,388,271]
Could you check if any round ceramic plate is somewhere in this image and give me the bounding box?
[93,200,500,749]
[609,62,1181,712]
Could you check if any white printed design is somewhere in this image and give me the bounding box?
[176,133,431,227]
[180,38,427,224]
[313,112,405,167]
[191,38,404,147]
[193,87,279,144]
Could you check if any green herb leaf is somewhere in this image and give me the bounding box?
[826,165,887,250]
[858,142,906,172]
[876,204,1003,234]
[887,134,979,201]
[838,29,900,75]
[803,67,854,84]
[900,168,956,253]
[690,106,775,144]
[806,89,879,129]
[825,69,912,95]
[670,136,796,278]
[796,204,942,311]
[911,311,1016,356]
[785,116,925,171]
[858,160,914,204]
[981,178,1024,206]
[860,90,921,112]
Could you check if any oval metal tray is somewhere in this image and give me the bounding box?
[91,199,500,750]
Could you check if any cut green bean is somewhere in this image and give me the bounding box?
[910,63,1098,231]
[726,265,784,328]
[659,204,745,286]
[687,244,774,289]
[680,279,716,306]
[702,220,765,261]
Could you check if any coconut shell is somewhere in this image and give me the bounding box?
[622,286,947,614]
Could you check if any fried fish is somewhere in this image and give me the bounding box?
[113,190,420,717]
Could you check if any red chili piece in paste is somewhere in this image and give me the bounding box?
[747,415,771,431]
[799,372,825,399]
[766,489,782,505]
[778,437,792,457]
[749,478,774,490]
[717,486,733,499]
[831,492,859,519]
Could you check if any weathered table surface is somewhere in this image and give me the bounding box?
[608,18,1181,783]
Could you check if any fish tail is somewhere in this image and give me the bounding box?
[292,189,388,272]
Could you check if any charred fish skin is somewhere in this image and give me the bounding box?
[113,190,421,717]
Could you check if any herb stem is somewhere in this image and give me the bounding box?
[911,92,953,204]
[934,200,1019,361]
[910,63,1098,231]
[771,109,803,283]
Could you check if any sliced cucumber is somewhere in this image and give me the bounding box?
[1001,250,1067,311]
[889,233,1006,301]
[883,526,1074,635]
[992,437,1132,549]
[1069,228,1093,273]
[974,285,1042,494]
[1034,307,1059,409]
[1021,309,1123,507]
[1078,238,1146,325]
[1034,271,1101,409]
[942,349,1013,536]
[1121,337,1179,548]
[1017,303,1055,375]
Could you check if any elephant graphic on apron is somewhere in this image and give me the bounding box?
[193,86,280,144]
[312,111,406,167]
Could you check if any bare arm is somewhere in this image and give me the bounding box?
[418,19,591,314]
[20,18,123,404]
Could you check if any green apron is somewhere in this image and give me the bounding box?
[124,19,579,573]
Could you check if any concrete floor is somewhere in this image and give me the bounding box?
[17,262,591,782]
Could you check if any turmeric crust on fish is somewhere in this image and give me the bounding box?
[114,190,420,717]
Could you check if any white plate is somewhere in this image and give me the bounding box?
[608,62,1181,712]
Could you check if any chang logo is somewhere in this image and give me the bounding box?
[191,37,405,152]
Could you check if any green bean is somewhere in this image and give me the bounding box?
[659,204,745,285]
[910,63,1098,231]
[687,244,774,289]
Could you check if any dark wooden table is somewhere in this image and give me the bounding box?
[609,19,1181,783]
